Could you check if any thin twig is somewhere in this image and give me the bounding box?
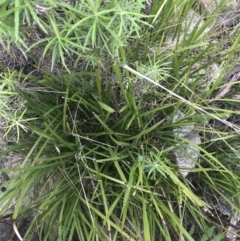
[123,64,240,133]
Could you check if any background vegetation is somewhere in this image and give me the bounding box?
[0,0,240,240]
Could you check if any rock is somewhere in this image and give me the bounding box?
[219,1,240,28]
[172,110,201,177]
[166,8,213,48]
[0,222,13,241]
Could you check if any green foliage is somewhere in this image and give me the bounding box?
[0,0,240,240]
[200,227,225,241]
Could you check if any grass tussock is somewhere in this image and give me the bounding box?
[0,0,240,240]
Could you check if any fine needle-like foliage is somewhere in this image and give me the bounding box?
[0,0,240,240]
